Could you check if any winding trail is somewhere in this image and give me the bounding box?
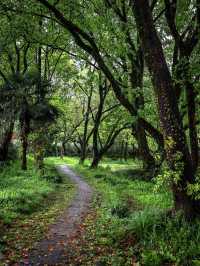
[21,165,93,266]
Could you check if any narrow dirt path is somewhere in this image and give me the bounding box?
[20,165,93,266]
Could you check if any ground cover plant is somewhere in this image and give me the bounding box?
[0,159,75,265]
[49,157,200,266]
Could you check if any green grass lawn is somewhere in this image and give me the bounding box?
[48,156,200,266]
[0,158,75,265]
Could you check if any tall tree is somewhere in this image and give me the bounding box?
[132,0,200,218]
[34,0,164,171]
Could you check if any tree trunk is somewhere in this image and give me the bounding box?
[21,135,28,170]
[129,42,157,175]
[20,100,30,171]
[38,0,166,172]
[124,141,128,161]
[91,79,107,168]
[91,153,102,168]
[120,140,124,161]
[134,119,156,175]
[79,87,93,165]
[0,121,14,161]
[173,49,199,172]
[91,112,101,167]
[33,134,45,171]
[91,118,102,169]
[79,140,87,164]
[62,142,66,156]
[79,149,86,164]
[132,0,200,218]
[60,145,64,159]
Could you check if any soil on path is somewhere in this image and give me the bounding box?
[20,165,93,266]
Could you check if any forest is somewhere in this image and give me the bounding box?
[0,0,199,265]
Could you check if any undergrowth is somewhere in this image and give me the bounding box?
[0,159,75,265]
[50,156,200,266]
[0,160,55,224]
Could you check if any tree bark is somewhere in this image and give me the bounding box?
[128,42,156,175]
[20,100,30,170]
[91,153,102,168]
[21,135,28,170]
[0,121,14,161]
[79,87,93,165]
[91,82,106,168]
[134,119,156,174]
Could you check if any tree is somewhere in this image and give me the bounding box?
[90,75,131,168]
[33,0,164,173]
[132,0,200,218]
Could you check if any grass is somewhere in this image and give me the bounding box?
[0,160,54,224]
[1,156,200,265]
[0,158,75,265]
[48,156,200,266]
